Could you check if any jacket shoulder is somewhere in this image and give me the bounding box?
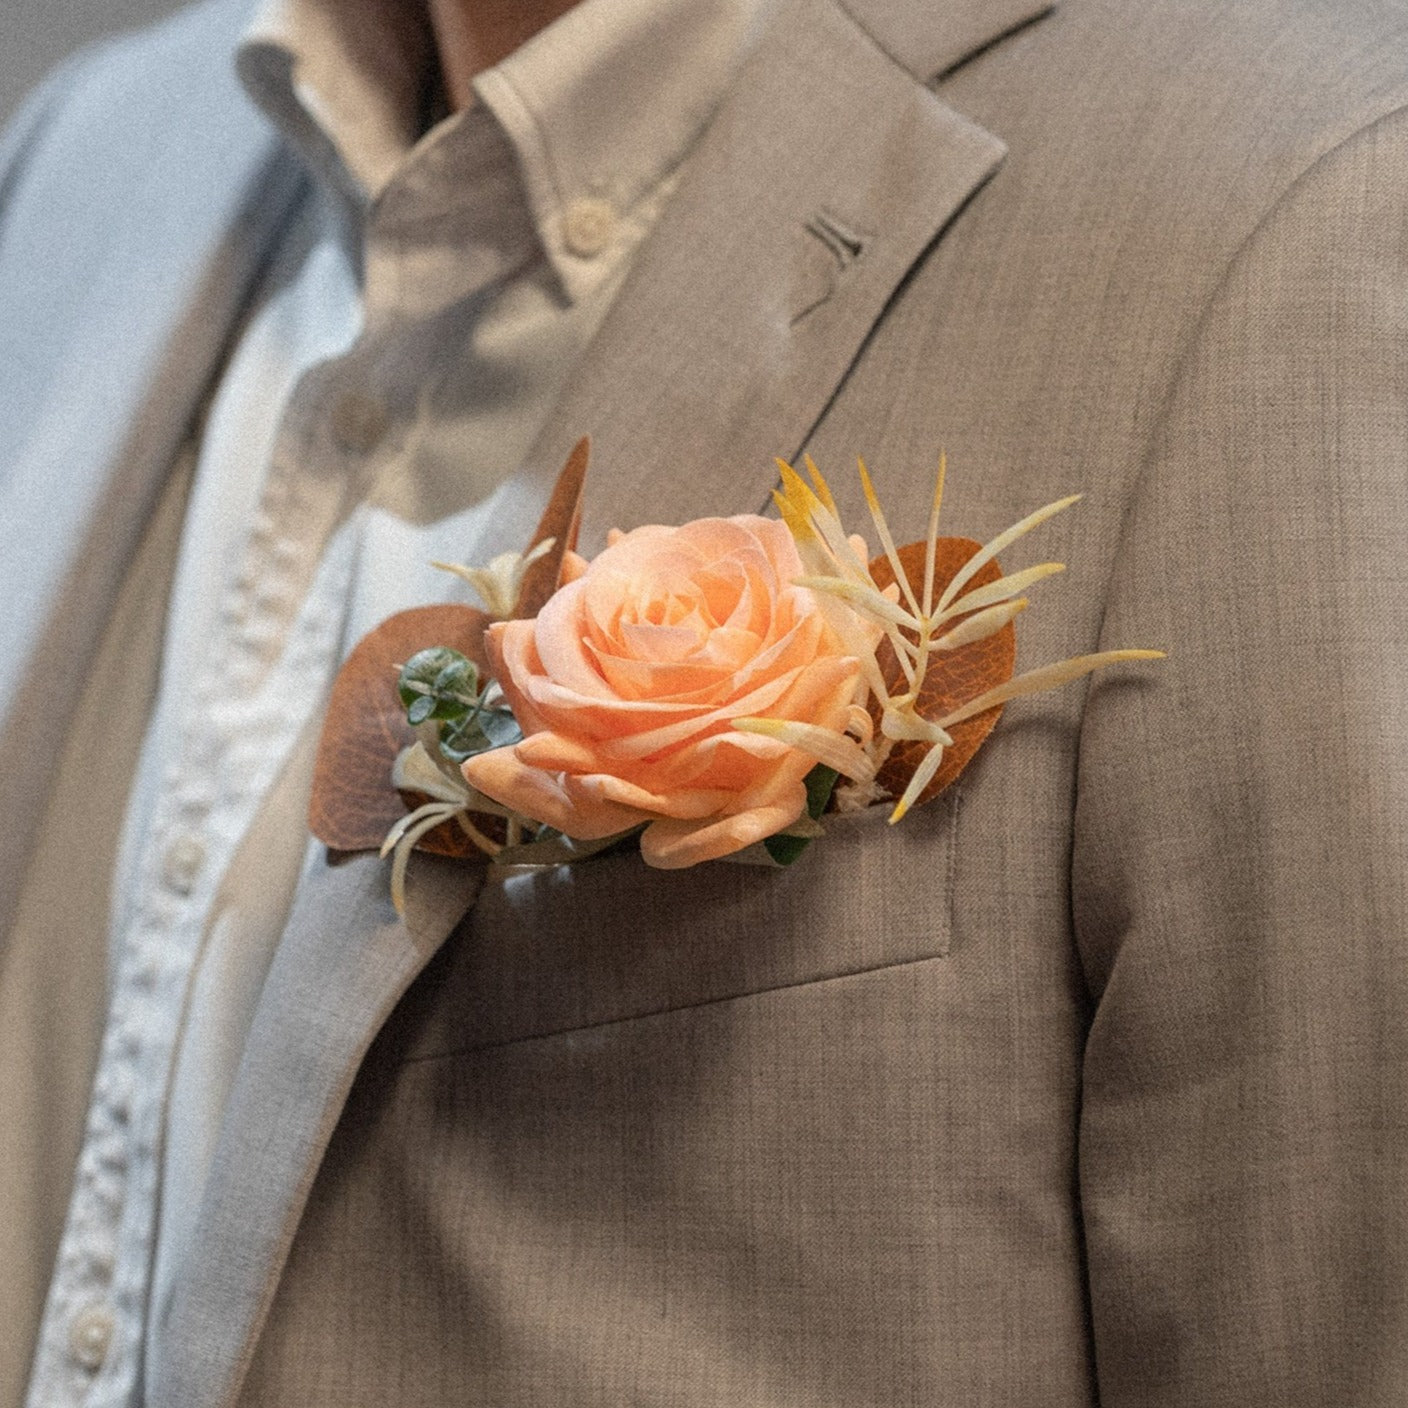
[936,0,1408,272]
[0,0,277,263]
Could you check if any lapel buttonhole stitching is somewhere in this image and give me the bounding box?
[790,208,871,325]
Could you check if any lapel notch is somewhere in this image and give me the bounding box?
[839,0,1057,81]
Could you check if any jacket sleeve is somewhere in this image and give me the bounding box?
[1073,101,1408,1405]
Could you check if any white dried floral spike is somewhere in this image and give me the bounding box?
[730,716,878,783]
[933,650,1166,732]
[772,454,1164,829]
[432,536,556,620]
[392,740,471,804]
[382,743,509,912]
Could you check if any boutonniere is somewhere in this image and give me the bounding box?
[309,439,1162,908]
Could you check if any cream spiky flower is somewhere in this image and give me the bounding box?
[736,454,1163,822]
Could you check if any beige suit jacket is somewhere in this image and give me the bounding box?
[4,0,1408,1402]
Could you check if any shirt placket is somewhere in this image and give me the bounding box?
[24,316,393,1408]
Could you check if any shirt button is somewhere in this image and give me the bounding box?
[69,1304,115,1372]
[329,391,388,454]
[161,834,205,895]
[561,197,617,259]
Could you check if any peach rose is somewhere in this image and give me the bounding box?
[461,515,862,868]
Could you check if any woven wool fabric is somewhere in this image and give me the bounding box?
[3,0,1408,1402]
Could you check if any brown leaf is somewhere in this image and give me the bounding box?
[309,439,596,862]
[869,539,1016,807]
[308,604,495,857]
[512,436,590,620]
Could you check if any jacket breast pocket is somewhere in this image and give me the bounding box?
[393,790,961,1062]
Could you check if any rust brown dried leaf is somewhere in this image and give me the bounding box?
[512,436,590,619]
[869,539,1016,806]
[308,604,494,856]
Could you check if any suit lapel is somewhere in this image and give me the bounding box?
[160,2,1050,1403]
[151,848,485,1408]
[476,0,1010,558]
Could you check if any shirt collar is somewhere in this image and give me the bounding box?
[236,0,774,301]
[237,0,436,203]
[473,0,775,300]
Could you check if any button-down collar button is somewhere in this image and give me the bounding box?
[161,834,205,895]
[561,197,616,259]
[69,1304,115,1372]
[330,391,389,454]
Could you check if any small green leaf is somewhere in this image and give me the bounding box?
[762,831,811,866]
[434,660,466,692]
[398,648,479,723]
[439,701,522,762]
[804,765,840,819]
[762,766,840,866]
[479,707,523,749]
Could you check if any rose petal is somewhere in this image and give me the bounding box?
[567,772,737,820]
[585,644,735,703]
[463,747,647,839]
[484,621,551,737]
[513,731,605,774]
[482,512,858,865]
[639,790,808,869]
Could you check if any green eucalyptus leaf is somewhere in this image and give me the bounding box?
[478,707,523,749]
[397,647,479,723]
[440,703,523,763]
[434,660,466,692]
